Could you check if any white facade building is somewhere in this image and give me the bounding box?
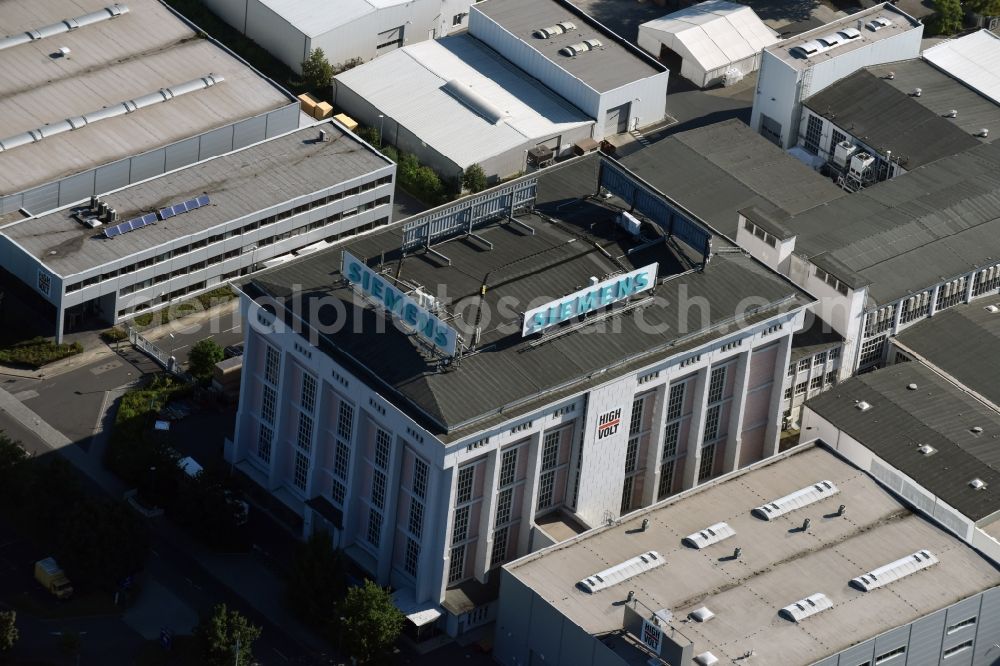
[227,155,813,636]
[200,0,476,74]
[750,3,922,149]
[637,0,778,89]
[0,121,394,341]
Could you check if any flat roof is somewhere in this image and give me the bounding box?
[789,315,843,361]
[769,4,922,71]
[894,300,1000,408]
[803,68,984,170]
[335,35,592,169]
[244,155,812,438]
[776,141,1000,304]
[3,121,391,277]
[0,0,291,197]
[473,0,664,93]
[640,0,778,73]
[923,29,1000,106]
[806,363,1000,521]
[622,120,844,239]
[505,445,1000,665]
[253,0,409,38]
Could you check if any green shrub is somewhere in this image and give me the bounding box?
[462,164,488,193]
[356,126,380,146]
[380,145,399,163]
[0,337,83,368]
[301,48,335,92]
[101,327,128,344]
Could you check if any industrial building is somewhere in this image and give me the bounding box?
[923,29,1000,106]
[198,0,476,74]
[750,4,922,149]
[0,0,297,216]
[621,119,844,240]
[494,444,1000,666]
[737,141,1000,374]
[226,153,815,636]
[802,362,1000,563]
[333,36,595,183]
[637,0,778,89]
[795,43,1000,189]
[0,121,394,341]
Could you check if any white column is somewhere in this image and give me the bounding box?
[681,367,710,490]
[722,350,752,473]
[928,284,941,317]
[641,383,668,507]
[474,448,501,582]
[519,431,544,553]
[891,300,903,334]
[433,466,457,605]
[763,333,794,459]
[965,271,976,303]
[55,307,65,344]
[375,431,405,584]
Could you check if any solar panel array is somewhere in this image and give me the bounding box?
[103,195,210,239]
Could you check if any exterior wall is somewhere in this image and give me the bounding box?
[592,74,670,137]
[736,215,796,273]
[795,108,906,180]
[780,344,843,427]
[0,104,299,216]
[751,25,922,149]
[244,0,310,73]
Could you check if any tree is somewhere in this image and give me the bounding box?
[337,580,404,664]
[933,0,964,33]
[286,531,345,626]
[56,498,149,590]
[0,610,17,655]
[199,604,261,666]
[0,433,29,504]
[462,164,488,194]
[188,338,224,381]
[301,48,334,92]
[966,0,1000,16]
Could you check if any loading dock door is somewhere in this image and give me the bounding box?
[605,103,630,135]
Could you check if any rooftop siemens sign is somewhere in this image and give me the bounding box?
[522,263,658,336]
[342,251,459,357]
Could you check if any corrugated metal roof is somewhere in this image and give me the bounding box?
[335,35,592,169]
[803,69,983,169]
[640,0,777,73]
[785,141,1000,303]
[805,362,1000,521]
[623,120,844,239]
[256,0,410,38]
[923,29,1000,106]
[895,300,1000,407]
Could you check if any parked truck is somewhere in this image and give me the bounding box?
[35,557,73,599]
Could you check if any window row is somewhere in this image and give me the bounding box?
[742,219,777,248]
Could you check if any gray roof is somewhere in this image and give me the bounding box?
[622,120,844,239]
[506,445,1000,665]
[789,314,843,362]
[805,362,1000,521]
[473,0,664,93]
[0,0,291,196]
[768,4,922,71]
[779,141,1000,304]
[245,155,812,438]
[4,122,391,277]
[895,300,1000,407]
[803,69,983,170]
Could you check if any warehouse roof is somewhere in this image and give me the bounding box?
[473,0,665,93]
[803,68,984,169]
[0,0,291,198]
[244,156,811,438]
[251,0,410,38]
[639,0,778,74]
[775,141,1000,304]
[770,4,921,71]
[894,300,1000,408]
[334,36,592,170]
[2,121,391,276]
[622,120,844,239]
[789,315,843,362]
[805,363,1000,522]
[505,445,1000,665]
[923,29,1000,106]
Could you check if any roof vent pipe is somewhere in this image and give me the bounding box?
[945,109,958,118]
[886,71,895,79]
[977,128,990,138]
[911,88,922,97]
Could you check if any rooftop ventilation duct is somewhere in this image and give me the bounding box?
[856,401,872,411]
[911,88,922,97]
[559,39,602,56]
[689,606,715,622]
[867,16,893,30]
[945,109,958,118]
[0,74,223,153]
[694,652,719,666]
[441,79,506,124]
[817,33,842,47]
[683,522,736,549]
[779,593,833,622]
[839,27,861,39]
[0,4,129,52]
[970,478,987,490]
[794,40,822,57]
[577,551,662,594]
[533,21,576,38]
[976,128,990,138]
[917,444,936,456]
[850,550,938,591]
[752,480,839,521]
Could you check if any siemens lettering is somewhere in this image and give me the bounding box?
[522,263,658,336]
[341,251,458,356]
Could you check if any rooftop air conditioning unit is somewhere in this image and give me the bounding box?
[833,140,858,168]
[849,152,876,177]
